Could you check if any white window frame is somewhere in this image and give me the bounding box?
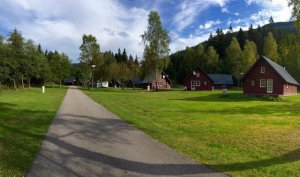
[261,67,265,73]
[196,80,200,86]
[260,79,266,87]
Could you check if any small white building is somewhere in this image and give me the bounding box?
[101,81,109,88]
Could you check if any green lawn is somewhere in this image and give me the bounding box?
[83,88,300,177]
[0,88,67,177]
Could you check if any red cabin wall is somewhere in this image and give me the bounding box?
[150,78,171,89]
[243,59,297,96]
[184,69,213,90]
[283,84,298,96]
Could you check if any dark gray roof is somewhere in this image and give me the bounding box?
[136,71,171,84]
[262,56,299,85]
[208,74,233,85]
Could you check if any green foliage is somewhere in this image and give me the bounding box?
[168,21,298,84]
[84,89,300,177]
[142,11,170,82]
[46,51,72,87]
[243,40,258,70]
[0,29,70,89]
[283,34,300,82]
[205,46,219,73]
[226,37,243,80]
[263,32,279,63]
[288,0,300,28]
[79,34,104,85]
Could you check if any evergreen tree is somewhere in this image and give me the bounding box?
[237,28,247,49]
[228,23,233,33]
[263,32,279,62]
[121,48,128,63]
[115,48,122,63]
[134,55,139,65]
[269,16,274,24]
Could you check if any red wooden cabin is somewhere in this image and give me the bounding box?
[183,67,213,90]
[136,71,171,90]
[242,56,299,96]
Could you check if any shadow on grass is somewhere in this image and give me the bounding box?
[173,93,285,102]
[211,148,300,172]
[178,103,300,116]
[0,102,55,176]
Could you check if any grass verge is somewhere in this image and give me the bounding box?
[83,88,300,177]
[0,88,67,176]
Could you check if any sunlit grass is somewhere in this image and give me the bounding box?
[84,88,300,177]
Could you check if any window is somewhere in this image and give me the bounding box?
[191,80,195,86]
[251,80,255,86]
[261,67,265,73]
[196,80,200,86]
[204,81,207,86]
[196,73,200,77]
[260,79,266,87]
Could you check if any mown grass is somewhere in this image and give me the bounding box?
[83,88,300,177]
[0,88,67,177]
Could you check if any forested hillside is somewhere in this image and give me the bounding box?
[166,20,300,84]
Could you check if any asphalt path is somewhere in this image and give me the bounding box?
[27,86,227,177]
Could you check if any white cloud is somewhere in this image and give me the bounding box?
[173,0,230,31]
[170,33,210,53]
[199,20,222,30]
[0,0,149,62]
[222,7,229,13]
[245,0,292,23]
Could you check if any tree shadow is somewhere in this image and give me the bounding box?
[178,103,300,116]
[26,113,224,176]
[32,135,219,176]
[211,148,300,172]
[50,114,137,146]
[0,102,56,176]
[172,93,285,102]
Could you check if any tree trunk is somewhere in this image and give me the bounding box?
[121,80,124,90]
[132,79,135,90]
[155,68,158,91]
[13,79,17,90]
[21,74,24,89]
[28,78,31,88]
[60,80,62,88]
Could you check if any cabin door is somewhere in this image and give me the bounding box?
[267,79,273,93]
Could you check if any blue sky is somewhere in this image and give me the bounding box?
[0,0,292,62]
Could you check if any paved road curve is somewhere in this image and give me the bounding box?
[27,87,227,177]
